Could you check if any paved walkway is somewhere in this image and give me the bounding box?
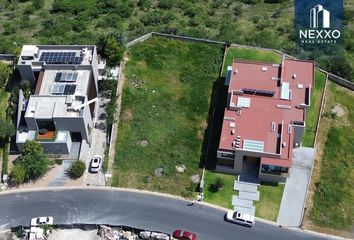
[232,176,259,216]
[277,147,315,227]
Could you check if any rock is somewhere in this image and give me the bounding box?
[139,140,149,147]
[175,164,186,173]
[155,168,164,177]
[190,174,200,183]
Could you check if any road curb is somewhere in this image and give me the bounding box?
[0,186,349,240]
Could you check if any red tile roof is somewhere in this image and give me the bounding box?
[219,58,314,167]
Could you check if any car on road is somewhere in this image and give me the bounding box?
[172,229,197,240]
[30,216,53,226]
[89,155,102,173]
[225,210,255,227]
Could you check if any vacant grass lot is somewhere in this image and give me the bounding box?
[223,47,282,75]
[302,70,326,147]
[254,183,285,222]
[203,171,235,209]
[112,37,223,197]
[310,83,354,232]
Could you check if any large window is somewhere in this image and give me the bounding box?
[36,119,55,131]
[261,164,288,175]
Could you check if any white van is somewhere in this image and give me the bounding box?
[225,211,255,227]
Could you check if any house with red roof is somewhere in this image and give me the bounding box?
[217,57,315,182]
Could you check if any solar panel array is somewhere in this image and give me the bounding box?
[55,72,78,82]
[242,88,275,97]
[40,52,83,64]
[52,83,76,95]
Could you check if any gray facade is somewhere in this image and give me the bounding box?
[16,45,99,154]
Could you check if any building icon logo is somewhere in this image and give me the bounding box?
[310,4,330,28]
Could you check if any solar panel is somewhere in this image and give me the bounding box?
[51,83,76,95]
[39,52,82,64]
[55,72,78,82]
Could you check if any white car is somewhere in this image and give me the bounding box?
[89,155,102,173]
[225,211,255,227]
[30,216,53,226]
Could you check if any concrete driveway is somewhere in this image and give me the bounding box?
[82,96,108,186]
[277,147,315,227]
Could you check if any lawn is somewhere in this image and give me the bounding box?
[112,37,224,197]
[0,89,10,120]
[302,70,327,147]
[223,47,282,76]
[254,183,285,222]
[203,171,235,209]
[310,83,354,231]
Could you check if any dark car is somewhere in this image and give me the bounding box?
[173,229,197,240]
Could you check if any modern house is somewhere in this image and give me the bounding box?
[217,58,315,182]
[16,45,105,154]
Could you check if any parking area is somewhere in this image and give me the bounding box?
[82,95,109,186]
[276,147,315,227]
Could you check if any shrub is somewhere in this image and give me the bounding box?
[69,160,86,178]
[10,165,26,185]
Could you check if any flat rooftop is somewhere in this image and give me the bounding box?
[25,95,84,119]
[19,45,95,66]
[219,58,314,166]
[37,69,91,96]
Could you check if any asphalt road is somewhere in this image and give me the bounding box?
[0,189,328,240]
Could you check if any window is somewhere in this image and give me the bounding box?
[221,153,235,159]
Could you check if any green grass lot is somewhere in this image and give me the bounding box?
[310,83,354,230]
[203,171,235,209]
[302,70,327,147]
[223,47,282,75]
[254,183,285,222]
[112,37,223,197]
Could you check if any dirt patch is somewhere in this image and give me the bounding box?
[136,60,147,68]
[331,105,345,117]
[123,108,133,122]
[198,121,208,140]
[48,229,97,240]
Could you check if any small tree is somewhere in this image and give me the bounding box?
[104,36,125,67]
[20,140,49,181]
[214,177,224,191]
[10,164,26,185]
[69,160,86,179]
[0,119,15,139]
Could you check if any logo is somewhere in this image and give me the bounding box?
[295,0,343,49]
[310,5,330,28]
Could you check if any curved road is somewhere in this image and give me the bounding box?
[0,189,328,240]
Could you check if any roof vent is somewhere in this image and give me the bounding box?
[292,74,297,79]
[282,142,286,148]
[262,67,268,72]
[234,69,238,75]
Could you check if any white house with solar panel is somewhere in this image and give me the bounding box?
[16,45,105,154]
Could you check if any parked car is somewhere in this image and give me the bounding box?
[172,229,197,240]
[30,216,53,226]
[225,210,255,227]
[89,155,102,173]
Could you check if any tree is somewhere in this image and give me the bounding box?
[234,3,243,17]
[0,119,15,139]
[10,164,26,185]
[69,160,86,178]
[103,35,125,67]
[0,62,11,88]
[20,140,49,181]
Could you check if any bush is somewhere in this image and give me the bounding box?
[2,143,9,175]
[10,165,26,185]
[69,160,86,178]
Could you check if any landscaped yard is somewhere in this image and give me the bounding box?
[308,82,354,234]
[203,170,285,222]
[254,183,285,222]
[112,37,224,197]
[223,47,282,75]
[203,171,235,209]
[302,70,327,147]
